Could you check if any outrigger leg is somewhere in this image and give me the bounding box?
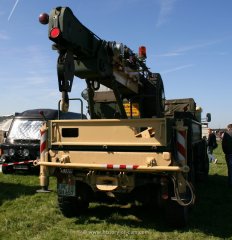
[36,123,51,193]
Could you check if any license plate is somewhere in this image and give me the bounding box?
[60,168,73,174]
[57,180,76,197]
[13,164,29,170]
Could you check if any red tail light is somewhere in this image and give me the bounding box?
[161,193,169,200]
[160,176,169,200]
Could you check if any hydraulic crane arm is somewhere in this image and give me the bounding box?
[39,7,165,118]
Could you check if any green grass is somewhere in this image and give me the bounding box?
[0,143,232,240]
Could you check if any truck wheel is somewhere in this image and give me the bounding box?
[58,195,89,217]
[165,201,189,228]
[195,140,209,182]
[58,182,91,217]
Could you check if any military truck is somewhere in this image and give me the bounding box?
[37,7,210,227]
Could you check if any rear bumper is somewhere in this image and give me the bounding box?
[38,161,189,173]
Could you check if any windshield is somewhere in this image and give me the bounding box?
[8,119,43,140]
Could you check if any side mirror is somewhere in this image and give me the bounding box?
[206,113,211,122]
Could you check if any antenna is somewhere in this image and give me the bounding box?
[8,0,20,21]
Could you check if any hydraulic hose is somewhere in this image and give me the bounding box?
[171,175,196,207]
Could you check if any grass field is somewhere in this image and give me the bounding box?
[0,143,232,240]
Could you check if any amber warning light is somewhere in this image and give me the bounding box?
[138,46,147,59]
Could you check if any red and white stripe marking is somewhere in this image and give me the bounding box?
[40,128,47,155]
[101,164,139,170]
[176,130,187,161]
[2,160,34,167]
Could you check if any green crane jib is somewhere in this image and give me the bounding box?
[40,7,165,119]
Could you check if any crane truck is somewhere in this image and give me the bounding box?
[37,7,210,227]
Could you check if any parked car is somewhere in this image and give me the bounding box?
[0,109,84,174]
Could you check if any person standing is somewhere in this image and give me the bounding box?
[222,124,232,187]
[207,128,217,163]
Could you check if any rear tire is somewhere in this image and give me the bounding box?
[195,140,209,182]
[58,195,89,217]
[165,200,189,228]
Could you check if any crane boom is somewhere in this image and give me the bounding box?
[41,6,165,118]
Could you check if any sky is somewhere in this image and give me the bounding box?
[0,0,231,128]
